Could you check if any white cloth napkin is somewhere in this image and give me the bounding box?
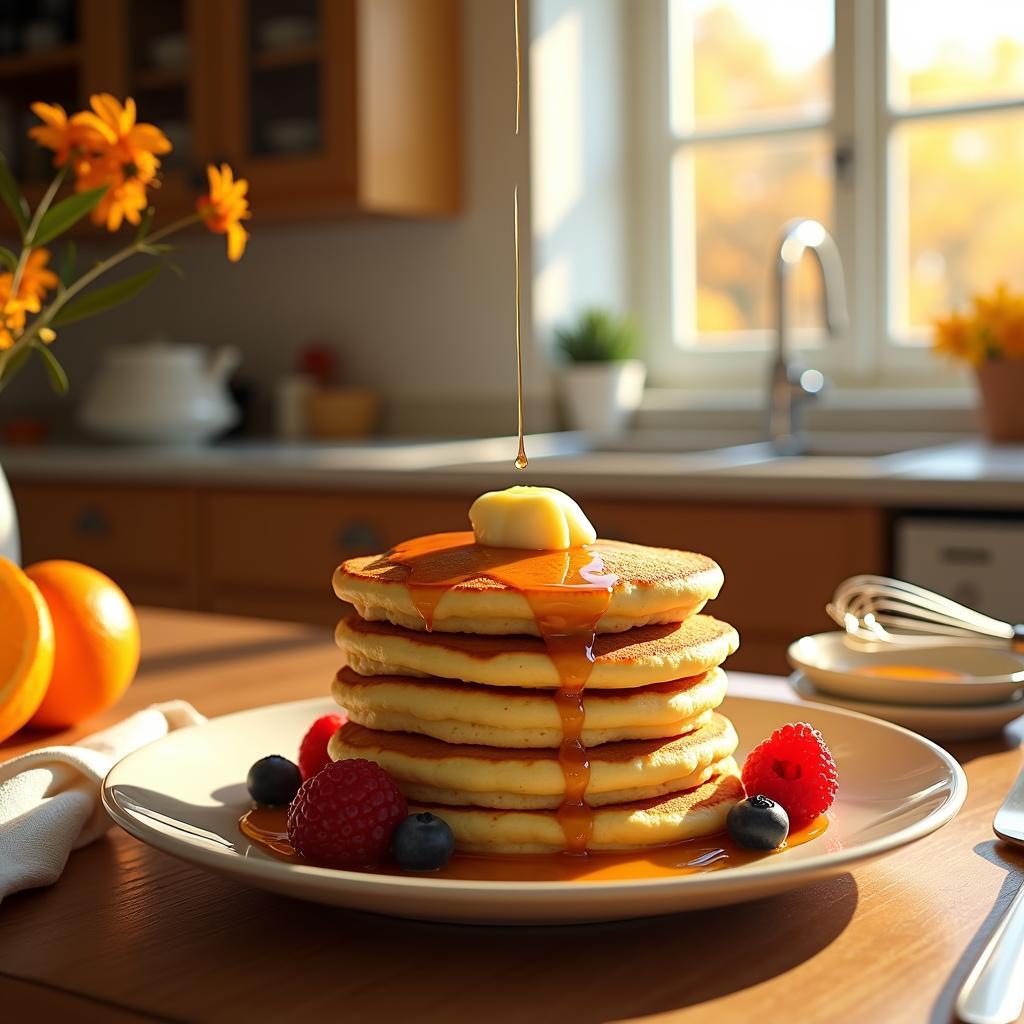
[0,700,206,904]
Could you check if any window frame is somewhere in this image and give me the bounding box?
[633,0,1009,392]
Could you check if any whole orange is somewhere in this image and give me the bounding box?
[0,557,55,742]
[26,560,140,729]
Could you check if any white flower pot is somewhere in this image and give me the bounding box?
[0,462,19,564]
[558,359,646,435]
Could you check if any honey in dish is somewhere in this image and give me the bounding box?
[385,530,617,854]
[852,664,965,682]
[240,807,829,881]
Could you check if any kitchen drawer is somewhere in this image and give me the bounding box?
[10,481,199,606]
[199,490,472,610]
[587,500,888,641]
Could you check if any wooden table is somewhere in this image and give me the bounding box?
[0,608,1021,1024]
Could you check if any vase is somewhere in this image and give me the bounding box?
[976,359,1024,442]
[0,462,20,564]
[558,359,647,436]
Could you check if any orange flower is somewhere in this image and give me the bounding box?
[0,297,27,350]
[198,163,250,261]
[16,249,58,310]
[28,103,85,167]
[72,95,170,184]
[76,159,150,231]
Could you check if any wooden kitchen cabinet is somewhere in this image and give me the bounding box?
[198,489,470,624]
[9,480,889,674]
[586,500,888,674]
[13,481,199,607]
[0,0,461,229]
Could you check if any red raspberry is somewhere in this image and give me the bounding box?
[741,722,838,829]
[287,758,407,869]
[298,713,347,780]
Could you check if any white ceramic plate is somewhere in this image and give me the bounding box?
[102,695,967,925]
[790,672,1024,741]
[788,631,1024,706]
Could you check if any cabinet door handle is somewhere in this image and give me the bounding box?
[75,507,110,536]
[336,522,382,552]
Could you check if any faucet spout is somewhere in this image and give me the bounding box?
[769,219,847,454]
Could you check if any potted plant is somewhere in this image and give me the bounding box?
[554,308,646,435]
[933,283,1024,442]
[0,93,252,560]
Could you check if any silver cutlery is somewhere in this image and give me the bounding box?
[957,764,1024,1024]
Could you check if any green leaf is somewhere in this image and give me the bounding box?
[33,340,68,394]
[135,207,155,242]
[139,242,173,255]
[58,240,76,288]
[0,153,30,237]
[52,265,162,326]
[0,246,16,272]
[29,187,107,247]
[0,343,32,387]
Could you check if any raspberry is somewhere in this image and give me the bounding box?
[287,758,407,869]
[741,722,838,829]
[298,713,347,780]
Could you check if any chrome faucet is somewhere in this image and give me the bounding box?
[769,219,848,455]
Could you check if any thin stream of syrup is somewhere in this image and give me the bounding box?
[513,0,527,471]
[239,807,832,880]
[383,531,615,853]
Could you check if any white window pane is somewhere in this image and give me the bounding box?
[669,0,832,134]
[889,0,1024,110]
[672,133,833,343]
[890,112,1024,338]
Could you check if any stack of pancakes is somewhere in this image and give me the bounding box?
[330,535,742,854]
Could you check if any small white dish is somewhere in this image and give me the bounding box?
[788,631,1024,707]
[790,672,1024,741]
[103,694,966,925]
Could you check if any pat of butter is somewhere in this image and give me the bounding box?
[469,486,596,550]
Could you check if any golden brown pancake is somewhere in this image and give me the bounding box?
[410,771,744,853]
[331,665,729,747]
[327,714,739,809]
[333,537,723,635]
[336,612,739,689]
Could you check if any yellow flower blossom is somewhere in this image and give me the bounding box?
[0,297,27,350]
[933,283,1024,366]
[72,95,171,184]
[197,163,250,262]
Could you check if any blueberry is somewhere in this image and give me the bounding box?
[246,755,302,807]
[391,812,455,871]
[726,794,790,851]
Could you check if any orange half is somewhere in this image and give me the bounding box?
[0,557,55,743]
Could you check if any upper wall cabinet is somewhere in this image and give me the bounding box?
[0,0,462,225]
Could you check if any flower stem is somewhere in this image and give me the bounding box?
[10,164,68,298]
[0,209,203,378]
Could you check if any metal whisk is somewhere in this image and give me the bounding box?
[827,575,1024,653]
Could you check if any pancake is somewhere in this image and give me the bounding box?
[332,666,729,747]
[336,613,739,690]
[327,714,739,809]
[333,536,723,635]
[410,770,744,853]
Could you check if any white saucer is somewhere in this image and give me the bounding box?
[788,631,1024,706]
[103,695,966,925]
[789,672,1024,741]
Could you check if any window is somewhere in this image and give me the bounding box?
[637,0,1024,387]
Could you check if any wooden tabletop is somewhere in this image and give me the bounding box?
[1,608,1022,1024]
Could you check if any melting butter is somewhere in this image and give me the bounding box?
[469,486,596,550]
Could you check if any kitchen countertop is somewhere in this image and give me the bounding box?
[0,607,1020,1023]
[3,431,1024,507]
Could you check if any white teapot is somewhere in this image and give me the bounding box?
[80,339,241,445]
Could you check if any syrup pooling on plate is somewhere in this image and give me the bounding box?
[239,807,830,880]
[852,664,965,682]
[381,530,619,854]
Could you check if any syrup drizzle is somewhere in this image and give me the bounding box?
[239,807,832,880]
[513,0,527,471]
[380,531,617,854]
